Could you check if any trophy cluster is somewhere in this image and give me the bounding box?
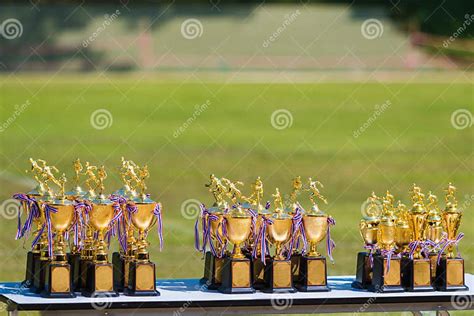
[196,175,336,293]
[13,157,163,298]
[354,183,467,292]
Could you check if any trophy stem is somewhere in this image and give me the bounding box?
[54,233,67,263]
[232,243,244,259]
[136,230,149,262]
[307,242,320,257]
[94,230,108,263]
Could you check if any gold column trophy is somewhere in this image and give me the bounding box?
[218,178,255,294]
[124,164,162,296]
[435,183,468,291]
[352,192,381,289]
[401,184,434,292]
[296,178,334,292]
[370,191,404,292]
[287,176,304,285]
[425,192,444,283]
[39,168,76,298]
[261,188,296,293]
[197,174,228,290]
[82,166,119,297]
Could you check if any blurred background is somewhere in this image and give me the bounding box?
[0,0,472,312]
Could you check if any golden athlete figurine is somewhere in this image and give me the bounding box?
[307,177,328,206]
[205,174,227,206]
[289,176,302,205]
[137,165,150,195]
[84,162,98,194]
[445,182,457,207]
[96,166,107,195]
[365,192,381,217]
[221,178,244,205]
[272,188,284,212]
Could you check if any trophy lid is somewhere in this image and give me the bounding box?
[305,203,327,217]
[227,204,250,218]
[50,196,74,206]
[92,193,114,205]
[132,193,155,205]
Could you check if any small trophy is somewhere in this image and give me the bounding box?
[297,178,333,292]
[370,191,404,293]
[199,174,228,290]
[402,185,434,292]
[352,192,381,289]
[219,180,255,294]
[425,192,444,284]
[262,188,296,293]
[41,169,76,298]
[82,166,119,297]
[124,165,162,296]
[435,183,468,291]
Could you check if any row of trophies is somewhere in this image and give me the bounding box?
[195,175,336,293]
[353,184,468,292]
[13,158,163,298]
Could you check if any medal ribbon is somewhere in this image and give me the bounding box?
[437,232,464,265]
[153,203,164,251]
[253,215,273,264]
[42,203,58,258]
[326,216,336,263]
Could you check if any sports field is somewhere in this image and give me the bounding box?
[0,74,472,284]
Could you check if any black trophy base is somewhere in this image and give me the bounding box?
[352,252,373,290]
[22,251,39,288]
[203,255,224,290]
[42,262,76,298]
[219,256,255,294]
[262,258,296,293]
[67,253,81,292]
[401,257,434,292]
[252,256,268,290]
[112,252,125,292]
[199,251,212,285]
[296,255,330,292]
[435,257,469,291]
[291,253,302,286]
[82,262,119,298]
[124,261,159,296]
[32,259,49,294]
[370,254,404,293]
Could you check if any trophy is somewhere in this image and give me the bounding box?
[242,176,270,290]
[435,183,468,291]
[82,166,119,297]
[262,188,296,293]
[371,191,404,293]
[297,178,333,292]
[352,192,381,289]
[42,169,76,298]
[124,164,162,296]
[402,184,434,292]
[287,176,304,285]
[425,192,444,283]
[219,179,255,294]
[395,201,412,257]
[199,174,228,290]
[112,158,139,292]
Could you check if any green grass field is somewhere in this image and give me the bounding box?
[0,75,472,286]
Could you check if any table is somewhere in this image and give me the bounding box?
[1,275,473,315]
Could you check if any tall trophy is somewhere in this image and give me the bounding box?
[352,192,381,289]
[402,185,434,291]
[219,179,255,294]
[435,183,468,291]
[370,191,404,292]
[425,192,444,284]
[262,188,296,293]
[42,170,76,298]
[297,178,333,292]
[287,176,304,285]
[199,174,228,290]
[125,165,162,296]
[82,166,119,297]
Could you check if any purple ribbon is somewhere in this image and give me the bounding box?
[253,215,273,264]
[42,203,58,258]
[326,216,336,262]
[72,201,92,250]
[13,193,40,240]
[194,204,206,252]
[153,203,164,251]
[287,206,307,258]
[437,232,464,265]
[363,244,377,267]
[31,224,45,249]
[202,212,223,257]
[381,248,399,274]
